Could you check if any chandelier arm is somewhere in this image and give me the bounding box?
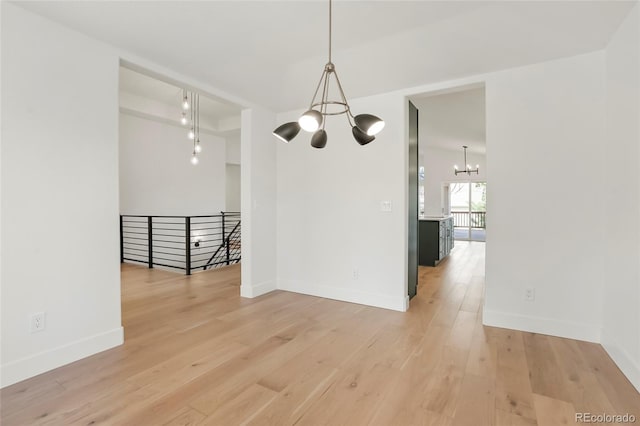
[332,69,354,123]
[308,68,328,109]
[321,71,331,113]
[345,110,354,127]
[321,72,331,129]
[332,69,349,108]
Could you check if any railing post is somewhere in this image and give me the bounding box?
[185,217,191,275]
[119,215,124,263]
[226,236,231,266]
[221,212,229,266]
[147,216,153,269]
[221,211,226,244]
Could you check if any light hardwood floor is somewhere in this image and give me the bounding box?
[2,242,639,425]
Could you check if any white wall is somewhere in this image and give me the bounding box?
[483,51,606,343]
[225,135,241,212]
[226,136,241,165]
[1,3,123,387]
[421,146,487,216]
[119,113,227,215]
[240,108,278,298]
[602,4,640,392]
[225,164,241,212]
[276,92,408,311]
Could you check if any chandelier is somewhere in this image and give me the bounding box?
[180,89,202,165]
[273,0,384,148]
[454,145,479,175]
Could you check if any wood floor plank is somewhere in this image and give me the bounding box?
[494,331,537,422]
[495,409,538,426]
[295,362,399,425]
[465,322,498,379]
[548,336,618,417]
[367,367,434,426]
[163,407,206,426]
[126,340,249,391]
[575,340,640,419]
[0,377,66,418]
[532,393,577,425]
[451,373,495,426]
[523,332,574,403]
[188,319,322,416]
[198,383,278,426]
[250,364,339,425]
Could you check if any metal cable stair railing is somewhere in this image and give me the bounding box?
[119,211,241,275]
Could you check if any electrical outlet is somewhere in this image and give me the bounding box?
[525,288,535,302]
[30,312,46,333]
[352,268,359,280]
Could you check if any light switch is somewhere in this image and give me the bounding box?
[381,201,392,212]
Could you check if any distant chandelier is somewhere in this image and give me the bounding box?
[454,145,479,175]
[272,0,384,148]
[180,89,202,165]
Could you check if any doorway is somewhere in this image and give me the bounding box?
[450,182,486,241]
[117,62,244,341]
[407,83,486,309]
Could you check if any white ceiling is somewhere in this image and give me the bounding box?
[16,1,636,112]
[412,87,486,154]
[119,66,240,122]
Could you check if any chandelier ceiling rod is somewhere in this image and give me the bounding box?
[328,0,332,63]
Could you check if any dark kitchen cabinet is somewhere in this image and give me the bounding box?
[419,217,454,267]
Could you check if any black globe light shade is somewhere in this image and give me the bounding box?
[310,129,328,149]
[354,114,385,136]
[273,122,301,143]
[298,109,323,132]
[352,126,375,146]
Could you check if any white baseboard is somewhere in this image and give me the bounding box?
[601,330,640,393]
[278,280,408,312]
[1,326,124,388]
[240,279,277,298]
[482,309,601,343]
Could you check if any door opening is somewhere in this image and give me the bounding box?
[450,182,486,241]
